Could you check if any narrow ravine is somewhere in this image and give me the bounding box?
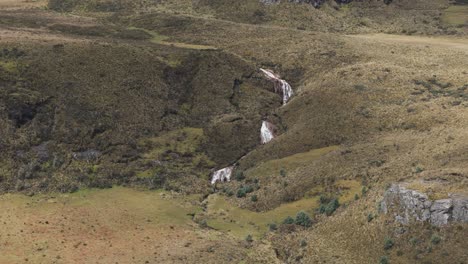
[210,69,293,184]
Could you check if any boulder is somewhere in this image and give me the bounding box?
[382,184,468,226]
[430,199,452,226]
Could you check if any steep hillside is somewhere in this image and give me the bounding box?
[0,0,467,263]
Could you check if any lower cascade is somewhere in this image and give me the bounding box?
[211,71,286,185]
[260,68,294,105]
[260,120,275,144]
[211,166,234,184]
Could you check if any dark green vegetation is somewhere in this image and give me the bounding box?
[294,211,313,227]
[0,33,279,194]
[318,195,340,216]
[0,0,467,263]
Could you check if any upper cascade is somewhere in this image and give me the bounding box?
[260,68,294,105]
[260,120,275,144]
[211,166,234,184]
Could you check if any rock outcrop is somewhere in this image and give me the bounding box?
[260,0,391,8]
[381,184,468,226]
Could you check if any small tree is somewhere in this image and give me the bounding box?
[295,211,312,227]
[245,234,253,243]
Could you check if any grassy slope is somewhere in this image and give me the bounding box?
[0,0,467,263]
[0,187,254,263]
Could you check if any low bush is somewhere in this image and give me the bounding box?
[280,168,287,177]
[283,216,294,225]
[237,188,246,198]
[235,170,245,181]
[367,213,374,222]
[384,238,394,250]
[251,195,258,202]
[268,223,277,231]
[379,256,389,264]
[431,234,441,245]
[295,211,312,227]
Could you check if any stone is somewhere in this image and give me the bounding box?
[382,184,468,226]
[452,197,468,223]
[430,199,452,226]
[72,149,101,162]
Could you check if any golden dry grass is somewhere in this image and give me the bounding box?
[0,1,467,263]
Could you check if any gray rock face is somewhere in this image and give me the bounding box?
[382,184,468,226]
[260,0,281,4]
[430,199,452,226]
[452,197,468,222]
[72,149,101,162]
[260,0,325,8]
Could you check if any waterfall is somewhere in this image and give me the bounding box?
[260,121,275,144]
[209,69,292,184]
[260,68,294,105]
[211,166,234,185]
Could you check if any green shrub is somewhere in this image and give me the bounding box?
[319,195,328,204]
[295,211,312,227]
[280,168,287,177]
[325,199,340,216]
[431,234,441,245]
[235,171,245,181]
[415,167,424,173]
[251,195,258,202]
[283,216,294,225]
[245,185,254,193]
[384,238,394,250]
[354,194,359,200]
[237,188,246,198]
[318,196,340,216]
[300,239,307,247]
[361,186,368,196]
[245,234,253,243]
[409,237,418,246]
[268,223,277,231]
[319,204,326,214]
[379,256,389,264]
[367,213,374,222]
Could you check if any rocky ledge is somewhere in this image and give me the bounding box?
[381,184,468,226]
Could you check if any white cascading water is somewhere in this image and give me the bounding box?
[211,166,234,185]
[260,121,275,144]
[260,68,294,105]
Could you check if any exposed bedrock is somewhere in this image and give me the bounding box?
[381,184,468,226]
